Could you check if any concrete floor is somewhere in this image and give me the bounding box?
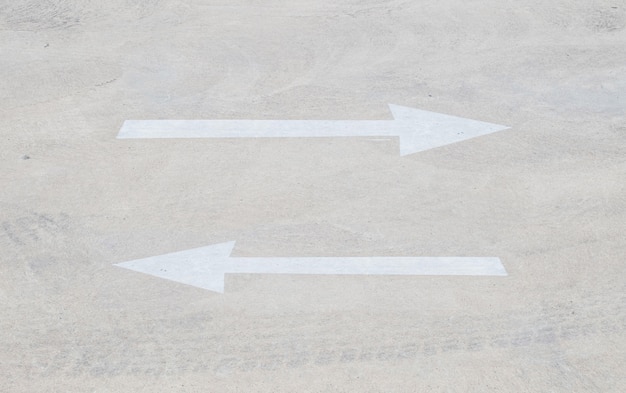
[1,1,625,391]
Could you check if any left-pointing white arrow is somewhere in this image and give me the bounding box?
[114,241,507,293]
[117,104,509,156]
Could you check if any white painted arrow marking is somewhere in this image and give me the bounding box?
[117,104,509,156]
[115,241,507,293]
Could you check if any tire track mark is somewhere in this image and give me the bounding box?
[4,293,624,378]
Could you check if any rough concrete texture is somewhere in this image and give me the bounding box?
[1,0,625,392]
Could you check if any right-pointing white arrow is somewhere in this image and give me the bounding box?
[117,104,510,156]
[115,241,507,293]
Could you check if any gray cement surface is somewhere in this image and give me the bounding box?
[1,1,625,391]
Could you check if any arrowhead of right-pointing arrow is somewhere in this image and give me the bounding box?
[115,241,236,293]
[388,104,510,156]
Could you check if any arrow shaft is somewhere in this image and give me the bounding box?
[118,119,401,139]
[226,257,506,276]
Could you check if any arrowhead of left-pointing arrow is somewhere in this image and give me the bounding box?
[115,241,235,293]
